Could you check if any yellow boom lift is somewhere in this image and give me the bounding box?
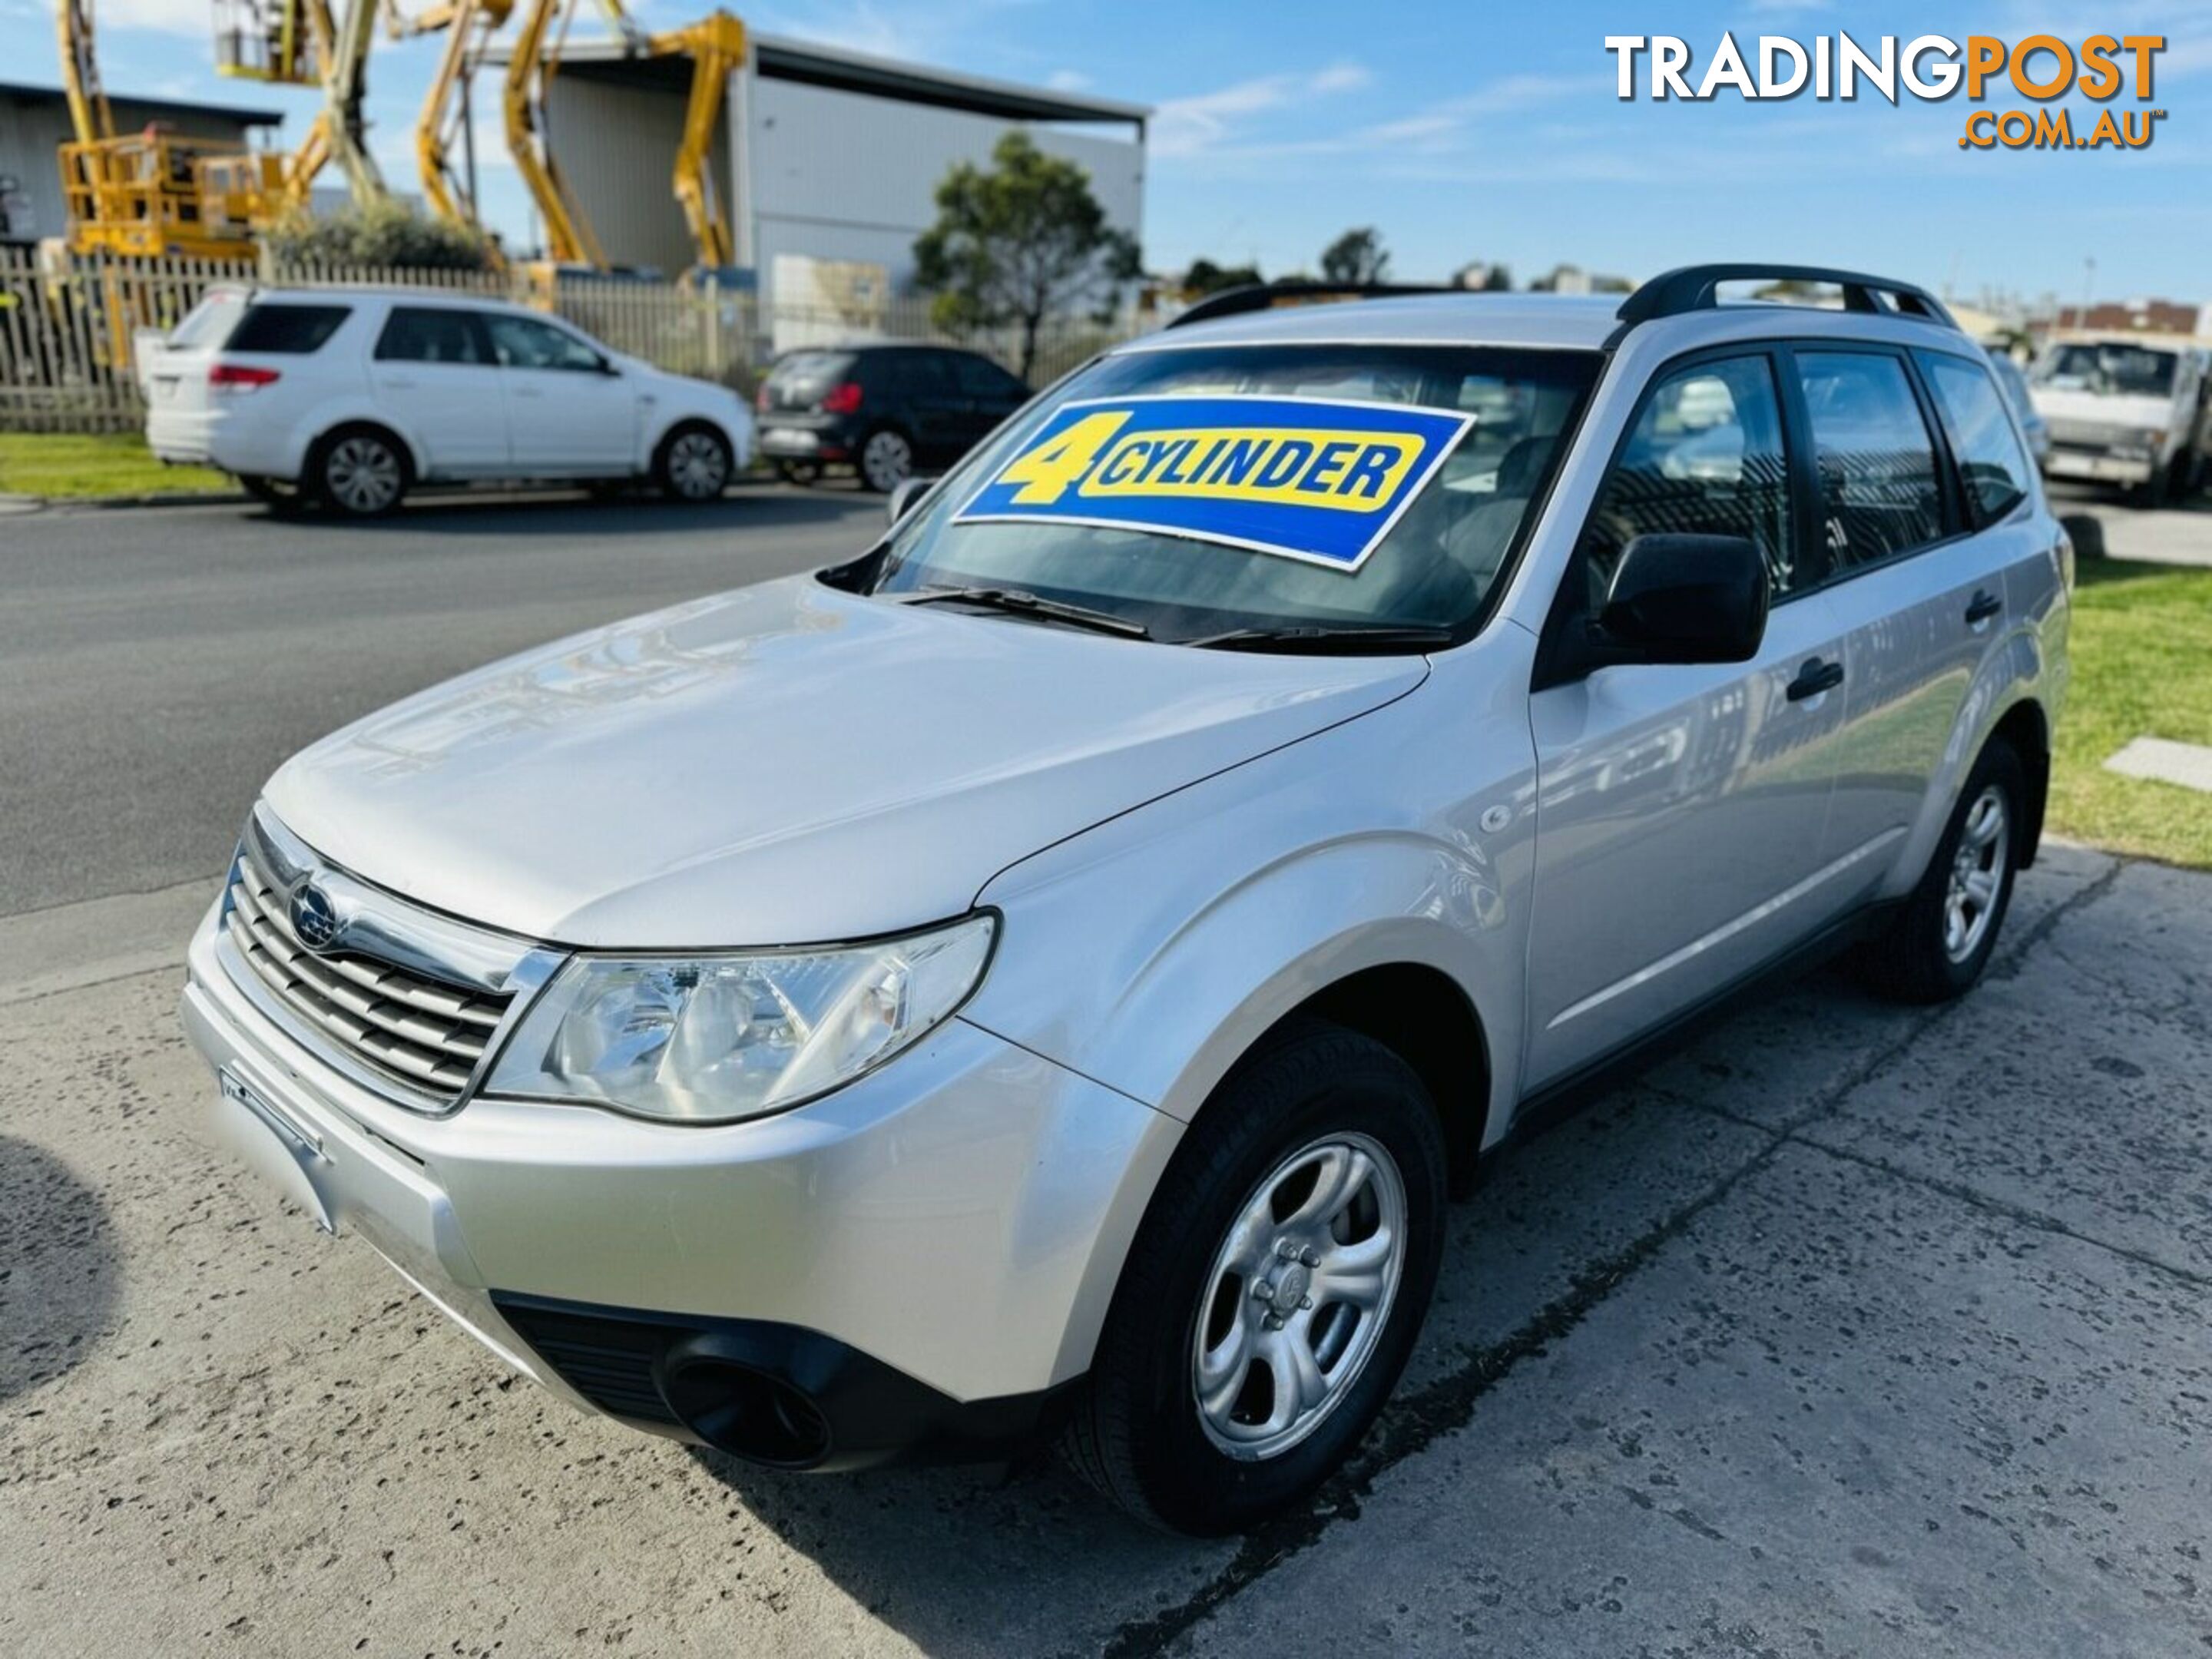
[383,0,514,240]
[213,0,388,221]
[55,0,265,255]
[500,0,745,276]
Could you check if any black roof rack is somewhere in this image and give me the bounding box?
[1164,281,1456,331]
[1616,263,1960,331]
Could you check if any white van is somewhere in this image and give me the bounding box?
[2031,333,2210,501]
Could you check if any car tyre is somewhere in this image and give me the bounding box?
[655,421,733,503]
[235,474,305,513]
[307,425,410,518]
[1858,739,2026,1005]
[1063,1019,1447,1536]
[858,426,914,494]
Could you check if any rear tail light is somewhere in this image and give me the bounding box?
[754,382,771,411]
[817,381,863,416]
[210,363,280,392]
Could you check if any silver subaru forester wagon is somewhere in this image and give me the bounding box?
[183,264,2069,1535]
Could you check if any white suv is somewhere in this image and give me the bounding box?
[182,265,2069,1534]
[144,287,754,515]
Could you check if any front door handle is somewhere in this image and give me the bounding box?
[1786,657,1845,702]
[1965,589,2003,625]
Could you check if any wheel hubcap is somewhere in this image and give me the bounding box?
[326,438,399,512]
[668,432,727,498]
[1943,785,2009,963]
[863,432,911,491]
[1191,1131,1407,1462]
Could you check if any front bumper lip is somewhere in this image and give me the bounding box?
[180,898,1180,1432]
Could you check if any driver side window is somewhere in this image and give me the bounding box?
[1581,356,1793,607]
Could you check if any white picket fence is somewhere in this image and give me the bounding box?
[0,245,1143,433]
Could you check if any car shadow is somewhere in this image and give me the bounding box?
[0,1135,122,1407]
[243,483,884,541]
[666,959,1904,1656]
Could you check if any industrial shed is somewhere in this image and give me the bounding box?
[0,81,281,246]
[487,35,1147,302]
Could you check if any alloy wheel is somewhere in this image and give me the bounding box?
[1943,784,2009,963]
[667,430,729,499]
[1190,1131,1407,1461]
[862,430,912,492]
[324,436,402,514]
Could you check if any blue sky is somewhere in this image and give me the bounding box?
[11,0,2207,305]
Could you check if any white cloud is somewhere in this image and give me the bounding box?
[1152,63,1373,157]
[1046,69,1092,92]
[97,0,208,36]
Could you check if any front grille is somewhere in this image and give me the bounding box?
[224,839,514,1101]
[2044,417,2121,449]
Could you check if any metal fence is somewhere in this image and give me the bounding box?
[0,245,1147,434]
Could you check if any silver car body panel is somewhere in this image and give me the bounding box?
[184,290,2068,1425]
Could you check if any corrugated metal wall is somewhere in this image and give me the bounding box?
[548,68,1143,300]
[0,95,263,247]
[748,78,1142,303]
[544,75,732,277]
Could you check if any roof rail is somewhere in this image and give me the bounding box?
[1164,280,1456,331]
[1616,264,1960,332]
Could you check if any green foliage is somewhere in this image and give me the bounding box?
[912,132,1141,380]
[266,200,495,271]
[1182,257,1263,297]
[1319,227,1389,286]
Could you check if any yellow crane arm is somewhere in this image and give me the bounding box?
[392,0,513,234]
[663,12,742,272]
[56,0,114,145]
[502,0,604,265]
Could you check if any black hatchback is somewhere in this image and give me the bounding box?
[754,343,1031,492]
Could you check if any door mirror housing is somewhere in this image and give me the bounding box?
[886,476,933,525]
[1596,533,1770,664]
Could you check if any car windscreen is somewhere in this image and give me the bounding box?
[855,343,1601,644]
[2036,343,2177,398]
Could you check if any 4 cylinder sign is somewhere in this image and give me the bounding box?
[955,395,1473,571]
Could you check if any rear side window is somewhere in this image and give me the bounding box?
[376,307,490,365]
[1919,352,2032,524]
[227,303,350,355]
[766,352,853,398]
[1793,352,1945,570]
[169,290,247,349]
[1582,354,1796,601]
[947,353,1020,398]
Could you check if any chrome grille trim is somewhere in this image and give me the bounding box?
[216,804,561,1114]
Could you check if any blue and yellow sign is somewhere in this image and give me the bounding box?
[953,395,1474,571]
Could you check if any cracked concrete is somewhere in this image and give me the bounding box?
[5,843,2209,1657]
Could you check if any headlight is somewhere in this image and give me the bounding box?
[483,915,996,1122]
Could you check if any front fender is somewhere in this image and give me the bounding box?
[963,650,1534,1140]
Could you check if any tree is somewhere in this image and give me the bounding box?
[265,199,494,270]
[912,131,1141,382]
[1320,227,1389,286]
[1182,257,1263,297]
[1481,263,1513,292]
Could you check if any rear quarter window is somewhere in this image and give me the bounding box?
[227,304,352,355]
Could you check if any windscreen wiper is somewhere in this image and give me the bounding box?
[902,586,1152,640]
[1184,622,1457,653]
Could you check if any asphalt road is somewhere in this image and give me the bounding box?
[0,485,883,918]
[3,491,2210,1656]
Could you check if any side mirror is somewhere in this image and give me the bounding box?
[1597,533,1770,664]
[886,476,933,525]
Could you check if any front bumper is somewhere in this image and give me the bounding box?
[180,901,1177,1466]
[2045,447,2155,485]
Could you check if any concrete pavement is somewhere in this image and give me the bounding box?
[5,843,2208,1657]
